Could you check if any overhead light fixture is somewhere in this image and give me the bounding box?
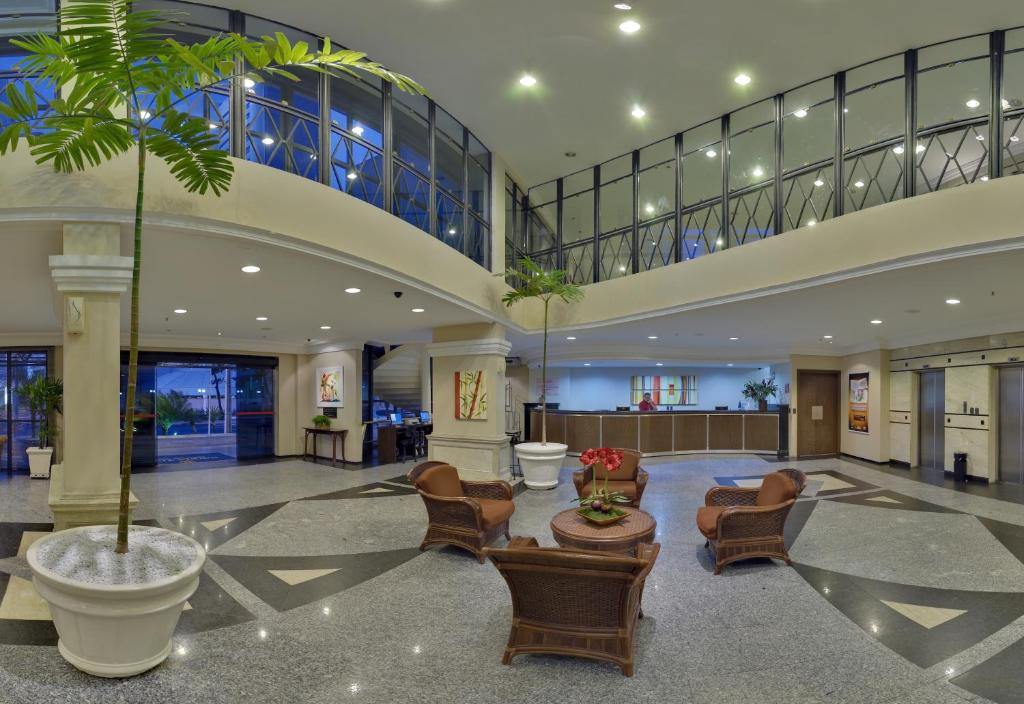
[352,125,364,136]
[981,175,990,181]
[448,227,457,235]
[655,362,664,367]
[241,265,261,273]
[716,237,724,246]
[647,335,658,340]
[823,335,834,340]
[870,319,883,325]
[793,108,808,118]
[243,78,255,89]
[618,265,627,272]
[173,308,187,314]
[945,298,960,305]
[727,363,734,367]
[734,73,752,86]
[893,145,905,155]
[320,325,332,330]
[618,19,641,34]
[965,98,981,109]
[729,336,739,341]
[751,166,764,178]
[976,134,985,141]
[813,179,824,187]
[644,203,655,214]
[139,110,151,120]
[256,316,269,321]
[1012,135,1021,143]
[346,171,358,180]
[807,220,817,227]
[705,149,717,158]
[631,104,646,119]
[344,287,361,294]
[566,336,577,340]
[261,136,275,146]
[583,363,591,366]
[208,122,219,130]
[613,2,632,8]
[1002,98,1011,110]
[411,308,425,313]
[518,73,538,87]
[854,180,865,189]
[915,143,926,154]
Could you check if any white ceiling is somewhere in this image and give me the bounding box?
[227,0,1024,185]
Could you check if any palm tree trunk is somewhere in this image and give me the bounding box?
[116,135,146,554]
[541,297,548,445]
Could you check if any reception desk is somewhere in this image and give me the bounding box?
[527,409,785,456]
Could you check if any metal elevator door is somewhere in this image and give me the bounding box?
[999,367,1024,484]
[919,370,945,471]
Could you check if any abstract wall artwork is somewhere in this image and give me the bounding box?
[317,366,343,408]
[848,371,869,433]
[455,370,488,420]
[630,375,698,406]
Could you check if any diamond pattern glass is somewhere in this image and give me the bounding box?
[844,146,904,212]
[782,166,834,232]
[599,232,633,280]
[916,123,989,193]
[729,185,775,245]
[680,202,723,260]
[329,130,385,208]
[563,242,595,285]
[436,194,465,253]
[245,101,319,181]
[639,218,675,272]
[393,165,430,233]
[1004,113,1024,177]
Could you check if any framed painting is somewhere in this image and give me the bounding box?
[317,366,343,408]
[455,370,487,420]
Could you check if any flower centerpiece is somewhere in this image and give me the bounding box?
[575,447,631,525]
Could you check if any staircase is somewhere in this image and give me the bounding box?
[373,344,425,411]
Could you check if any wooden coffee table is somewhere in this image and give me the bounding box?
[550,507,657,556]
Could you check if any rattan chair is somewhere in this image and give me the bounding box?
[485,536,659,676]
[696,469,805,575]
[571,449,649,507]
[408,462,515,563]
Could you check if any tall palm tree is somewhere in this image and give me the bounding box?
[502,257,584,444]
[0,0,424,553]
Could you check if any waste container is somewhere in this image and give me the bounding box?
[953,451,968,482]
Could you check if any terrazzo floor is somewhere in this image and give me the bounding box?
[2,454,1024,703]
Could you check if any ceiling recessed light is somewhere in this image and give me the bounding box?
[618,265,627,272]
[705,149,717,158]
[583,363,591,366]
[807,220,817,227]
[518,73,538,87]
[344,287,361,294]
[411,308,425,313]
[915,143,926,154]
[613,2,632,8]
[566,336,577,340]
[647,335,658,340]
[346,171,358,180]
[966,98,981,109]
[1012,135,1021,143]
[630,104,646,119]
[644,203,655,214]
[256,316,269,321]
[320,325,332,330]
[870,319,883,325]
[1002,98,1011,110]
[209,122,219,130]
[976,134,985,141]
[447,227,457,235]
[716,238,724,246]
[813,179,824,187]
[729,336,739,341]
[893,145,905,155]
[945,298,961,305]
[261,136,275,146]
[734,73,752,86]
[619,19,641,34]
[854,180,865,188]
[139,110,151,120]
[751,166,764,178]
[823,335,834,340]
[981,175,990,181]
[727,363,734,367]
[793,108,808,118]
[655,362,663,367]
[241,265,261,273]
[173,308,187,314]
[351,125,364,136]
[243,78,255,89]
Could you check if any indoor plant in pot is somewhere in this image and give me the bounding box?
[23,374,62,479]
[1,0,422,677]
[742,372,779,412]
[573,448,631,525]
[502,257,584,489]
[312,414,332,429]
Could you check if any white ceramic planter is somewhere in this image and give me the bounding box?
[27,525,205,678]
[27,447,53,479]
[515,441,568,490]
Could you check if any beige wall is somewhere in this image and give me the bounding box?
[889,371,917,465]
[289,348,364,463]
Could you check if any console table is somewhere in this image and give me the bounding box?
[302,427,348,466]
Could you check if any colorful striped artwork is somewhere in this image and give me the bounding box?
[630,375,698,406]
[455,370,488,420]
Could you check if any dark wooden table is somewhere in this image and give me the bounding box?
[303,427,348,466]
[550,507,656,556]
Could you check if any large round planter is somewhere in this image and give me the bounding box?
[26,525,205,678]
[515,442,568,490]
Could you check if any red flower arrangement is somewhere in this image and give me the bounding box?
[575,447,630,524]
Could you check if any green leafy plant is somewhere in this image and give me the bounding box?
[312,414,331,429]
[502,258,584,445]
[742,372,779,408]
[155,390,193,435]
[0,0,423,553]
[22,375,63,449]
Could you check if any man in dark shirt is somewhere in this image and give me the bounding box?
[638,392,657,411]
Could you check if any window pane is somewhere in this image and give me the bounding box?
[638,161,674,222]
[392,91,430,175]
[562,189,594,243]
[134,0,228,31]
[600,155,633,233]
[917,38,989,130]
[845,78,904,150]
[1004,49,1024,177]
[784,78,833,171]
[468,133,489,171]
[681,137,722,206]
[526,182,557,251]
[245,104,319,181]
[847,55,903,92]
[435,107,464,198]
[639,137,674,169]
[468,158,488,218]
[729,124,773,189]
[329,73,383,149]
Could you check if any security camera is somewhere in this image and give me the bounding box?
[393,291,404,298]
[306,338,312,343]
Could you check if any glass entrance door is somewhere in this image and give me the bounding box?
[1,350,49,473]
[234,364,275,460]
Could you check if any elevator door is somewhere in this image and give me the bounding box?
[999,367,1024,484]
[919,370,945,471]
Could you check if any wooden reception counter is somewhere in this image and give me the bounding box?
[527,409,785,456]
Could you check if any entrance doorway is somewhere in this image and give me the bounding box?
[919,370,945,471]
[796,370,839,457]
[121,352,276,468]
[999,366,1024,484]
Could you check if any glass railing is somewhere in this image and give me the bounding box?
[0,0,492,269]
[507,27,1024,285]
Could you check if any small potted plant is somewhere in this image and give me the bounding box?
[742,372,779,412]
[573,448,631,525]
[312,414,331,429]
[23,374,62,479]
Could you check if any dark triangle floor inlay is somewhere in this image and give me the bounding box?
[793,562,1024,667]
[299,482,419,501]
[210,547,423,612]
[826,489,962,514]
[976,516,1024,568]
[168,502,288,551]
[951,634,1024,703]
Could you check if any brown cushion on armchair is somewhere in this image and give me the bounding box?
[756,472,794,506]
[415,464,464,497]
[579,480,639,500]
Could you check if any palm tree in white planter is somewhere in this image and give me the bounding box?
[503,257,584,489]
[0,0,422,677]
[22,374,63,479]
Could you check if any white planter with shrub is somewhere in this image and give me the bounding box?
[515,441,568,490]
[27,447,53,479]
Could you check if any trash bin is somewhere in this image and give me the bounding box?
[953,451,968,482]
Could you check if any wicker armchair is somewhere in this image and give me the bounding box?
[484,537,660,676]
[408,462,515,563]
[571,449,649,507]
[696,469,804,575]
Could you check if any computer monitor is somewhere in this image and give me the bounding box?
[389,412,401,424]
[419,411,431,423]
[616,406,630,412]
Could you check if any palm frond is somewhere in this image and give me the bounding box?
[145,110,233,195]
[29,114,134,172]
[502,257,585,306]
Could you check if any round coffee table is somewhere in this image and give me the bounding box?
[550,507,656,556]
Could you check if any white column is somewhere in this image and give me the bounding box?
[48,223,138,530]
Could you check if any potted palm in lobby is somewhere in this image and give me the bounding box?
[23,374,63,479]
[0,0,422,677]
[503,257,584,489]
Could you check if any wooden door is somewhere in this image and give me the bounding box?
[797,370,839,457]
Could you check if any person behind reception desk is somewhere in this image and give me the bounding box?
[638,392,657,411]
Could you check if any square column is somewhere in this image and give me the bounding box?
[427,324,511,481]
[48,223,137,530]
